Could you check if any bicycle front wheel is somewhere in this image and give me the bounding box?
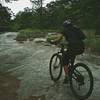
[49,53,62,82]
[70,63,94,100]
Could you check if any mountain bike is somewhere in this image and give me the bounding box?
[49,43,94,100]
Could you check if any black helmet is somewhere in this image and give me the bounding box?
[63,20,71,27]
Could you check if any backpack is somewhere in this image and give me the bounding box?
[75,27,86,40]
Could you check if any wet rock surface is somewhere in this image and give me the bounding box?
[0,32,100,100]
[0,72,20,100]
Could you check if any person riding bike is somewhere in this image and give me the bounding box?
[51,19,86,83]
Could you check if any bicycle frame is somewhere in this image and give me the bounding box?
[56,44,82,82]
[57,43,75,67]
[50,43,94,99]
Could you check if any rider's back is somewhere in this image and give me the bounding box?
[61,24,86,55]
[61,24,86,45]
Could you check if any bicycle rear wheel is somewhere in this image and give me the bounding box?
[70,63,94,100]
[49,53,62,82]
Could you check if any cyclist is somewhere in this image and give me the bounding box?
[51,19,86,83]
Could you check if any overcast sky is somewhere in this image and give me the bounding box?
[3,0,55,14]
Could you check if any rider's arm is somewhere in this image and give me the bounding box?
[51,33,63,43]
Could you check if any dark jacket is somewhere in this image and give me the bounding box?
[61,24,86,55]
[61,24,86,45]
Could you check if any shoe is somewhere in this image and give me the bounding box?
[63,76,69,84]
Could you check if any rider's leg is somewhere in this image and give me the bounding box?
[62,51,70,83]
[64,64,69,76]
[64,56,75,75]
[62,46,76,83]
[62,49,71,75]
[63,56,76,84]
[63,65,69,84]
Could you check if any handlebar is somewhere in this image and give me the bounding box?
[50,40,68,53]
[56,42,68,53]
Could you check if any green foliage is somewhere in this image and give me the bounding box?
[94,39,100,54]
[0,4,11,31]
[13,9,34,30]
[15,29,47,41]
[72,0,100,29]
[12,0,99,31]
[91,38,100,54]
[2,0,100,32]
[84,30,100,54]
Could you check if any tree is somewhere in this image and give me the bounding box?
[30,0,45,29]
[0,3,11,31]
[69,0,100,29]
[13,7,34,30]
[6,0,99,31]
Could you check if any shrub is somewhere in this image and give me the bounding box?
[85,38,100,55]
[93,38,100,54]
[16,29,47,42]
